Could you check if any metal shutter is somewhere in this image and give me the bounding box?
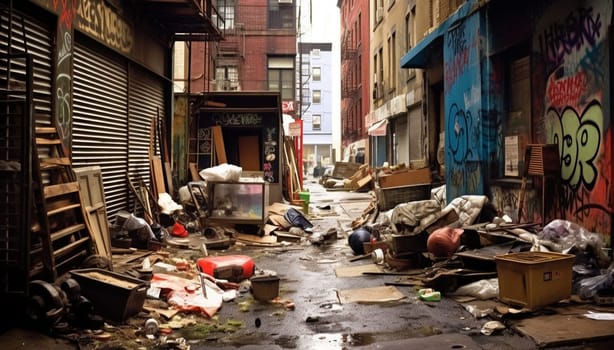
[0,10,53,126]
[73,40,129,218]
[128,65,165,190]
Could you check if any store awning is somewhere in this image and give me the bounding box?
[368,119,388,136]
[400,1,472,68]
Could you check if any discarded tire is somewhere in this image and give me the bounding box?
[348,227,371,255]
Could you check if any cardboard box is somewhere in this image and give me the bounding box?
[378,168,432,188]
[495,252,574,310]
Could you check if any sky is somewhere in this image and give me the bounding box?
[298,0,341,42]
[298,0,342,155]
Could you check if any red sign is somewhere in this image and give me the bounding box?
[282,100,295,113]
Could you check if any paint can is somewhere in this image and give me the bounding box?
[371,248,384,264]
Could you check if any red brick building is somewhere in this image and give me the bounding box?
[187,0,298,116]
[339,0,370,161]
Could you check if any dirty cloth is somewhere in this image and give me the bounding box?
[390,195,487,234]
[390,199,442,233]
[150,273,223,317]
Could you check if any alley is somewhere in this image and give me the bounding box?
[3,177,614,350]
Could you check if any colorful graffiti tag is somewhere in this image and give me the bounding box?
[536,0,612,235]
[444,14,484,200]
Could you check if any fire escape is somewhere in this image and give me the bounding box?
[341,26,359,141]
[211,3,245,91]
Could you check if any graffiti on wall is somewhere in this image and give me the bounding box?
[546,101,602,191]
[75,0,133,54]
[444,14,484,200]
[536,1,612,235]
[52,0,75,150]
[263,127,277,182]
[538,6,603,72]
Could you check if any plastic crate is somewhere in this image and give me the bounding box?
[376,184,431,211]
[495,251,574,310]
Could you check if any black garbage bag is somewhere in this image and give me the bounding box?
[284,207,313,229]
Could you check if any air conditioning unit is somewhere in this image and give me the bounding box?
[278,0,293,4]
[376,7,384,22]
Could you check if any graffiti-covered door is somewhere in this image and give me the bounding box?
[444,13,484,201]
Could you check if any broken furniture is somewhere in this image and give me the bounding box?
[518,144,560,225]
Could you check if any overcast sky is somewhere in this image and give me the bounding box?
[298,0,341,153]
[298,0,340,42]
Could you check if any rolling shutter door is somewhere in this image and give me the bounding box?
[73,40,128,218]
[128,65,166,190]
[0,10,53,126]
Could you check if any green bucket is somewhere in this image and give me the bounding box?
[298,191,310,214]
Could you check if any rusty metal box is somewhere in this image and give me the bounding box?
[70,268,148,321]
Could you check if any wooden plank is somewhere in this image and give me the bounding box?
[35,137,62,145]
[151,156,166,195]
[211,125,227,164]
[189,162,200,181]
[73,166,112,269]
[44,182,79,198]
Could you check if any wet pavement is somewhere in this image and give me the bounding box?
[2,178,614,349]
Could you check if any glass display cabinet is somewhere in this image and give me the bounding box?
[207,181,269,225]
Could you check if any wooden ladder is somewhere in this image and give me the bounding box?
[30,126,91,281]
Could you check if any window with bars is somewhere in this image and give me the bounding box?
[268,0,295,29]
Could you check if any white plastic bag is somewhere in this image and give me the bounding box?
[450,278,499,300]
[199,163,242,182]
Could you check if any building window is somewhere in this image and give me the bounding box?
[215,65,239,90]
[387,31,396,91]
[312,90,321,104]
[268,57,294,100]
[312,114,321,130]
[268,0,295,29]
[312,67,321,81]
[405,10,416,80]
[375,0,384,25]
[219,0,235,30]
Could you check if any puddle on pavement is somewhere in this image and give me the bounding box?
[275,333,376,349]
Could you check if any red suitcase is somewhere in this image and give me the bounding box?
[197,255,255,282]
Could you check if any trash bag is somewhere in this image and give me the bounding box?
[284,207,313,229]
[449,278,499,300]
[578,264,614,299]
[539,219,610,266]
